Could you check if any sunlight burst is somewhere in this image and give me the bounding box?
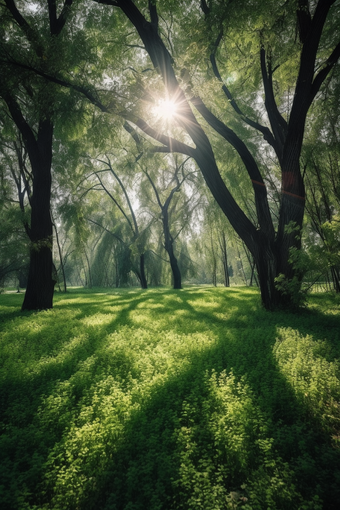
[153,98,178,120]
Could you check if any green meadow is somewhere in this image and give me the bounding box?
[0,287,339,510]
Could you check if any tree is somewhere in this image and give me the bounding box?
[83,155,149,288]
[97,0,340,309]
[304,138,340,291]
[203,201,234,287]
[0,0,98,309]
[143,155,198,289]
[0,118,30,287]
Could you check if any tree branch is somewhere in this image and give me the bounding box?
[148,0,159,31]
[144,170,164,210]
[260,46,288,160]
[209,33,278,153]
[105,157,139,234]
[296,0,312,43]
[191,95,274,237]
[87,218,125,244]
[311,39,340,100]
[129,118,196,157]
[1,59,111,113]
[93,170,135,234]
[48,0,73,36]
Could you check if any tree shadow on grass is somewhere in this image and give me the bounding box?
[1,287,339,509]
[0,290,161,509]
[81,305,340,509]
[55,290,340,508]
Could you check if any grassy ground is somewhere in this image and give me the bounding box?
[0,287,339,510]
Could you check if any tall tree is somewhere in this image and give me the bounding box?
[142,155,198,289]
[97,0,340,309]
[0,0,94,309]
[83,155,149,288]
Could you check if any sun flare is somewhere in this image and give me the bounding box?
[153,98,178,120]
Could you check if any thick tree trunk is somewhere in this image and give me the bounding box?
[22,119,55,310]
[253,236,279,309]
[22,246,55,310]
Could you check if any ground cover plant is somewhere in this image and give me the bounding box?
[0,287,339,510]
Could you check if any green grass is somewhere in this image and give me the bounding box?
[0,287,339,510]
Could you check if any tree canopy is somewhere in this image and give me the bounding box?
[1,0,339,309]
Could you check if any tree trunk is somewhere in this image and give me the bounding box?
[162,212,181,289]
[84,249,93,288]
[163,232,182,289]
[168,247,182,289]
[139,253,148,289]
[210,232,217,286]
[22,119,55,310]
[162,211,182,289]
[253,236,279,309]
[53,218,67,293]
[330,266,340,293]
[219,231,230,287]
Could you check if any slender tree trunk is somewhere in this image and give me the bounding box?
[249,260,259,287]
[223,259,230,287]
[236,244,248,286]
[330,266,340,293]
[219,231,230,287]
[84,249,93,288]
[160,200,182,289]
[163,213,181,289]
[53,218,67,293]
[139,253,148,289]
[210,233,217,286]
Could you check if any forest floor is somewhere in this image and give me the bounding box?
[0,287,339,510]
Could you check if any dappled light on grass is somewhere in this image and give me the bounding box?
[0,287,339,509]
[274,328,340,437]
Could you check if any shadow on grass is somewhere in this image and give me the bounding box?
[0,287,339,509]
[88,290,340,510]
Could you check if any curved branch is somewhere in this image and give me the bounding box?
[130,118,196,157]
[93,170,135,234]
[191,95,274,237]
[105,157,139,234]
[87,218,125,244]
[1,59,111,113]
[4,0,41,53]
[260,46,288,160]
[210,39,278,153]
[311,39,340,101]
[144,170,164,209]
